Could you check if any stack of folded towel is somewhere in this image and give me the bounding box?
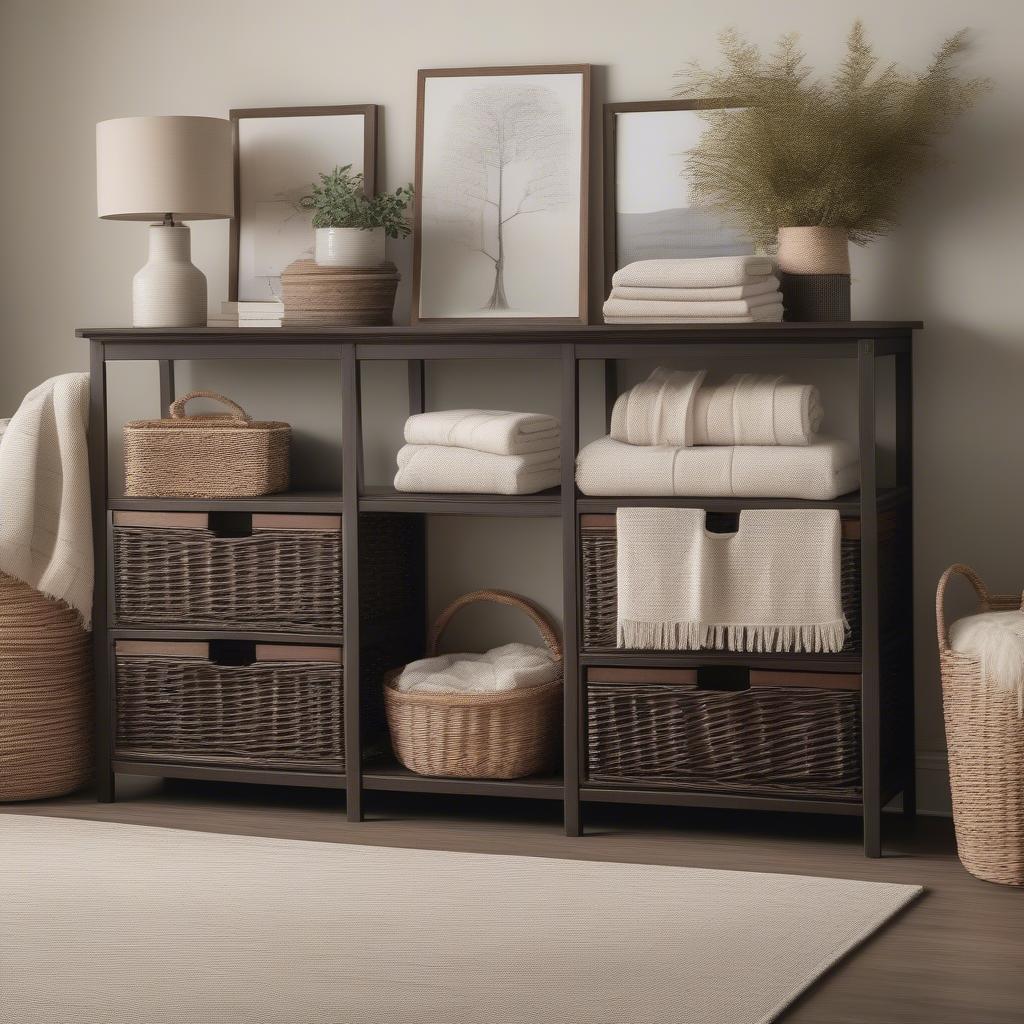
[394,409,560,495]
[576,368,858,501]
[603,255,783,323]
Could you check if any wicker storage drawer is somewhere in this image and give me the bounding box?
[114,640,343,770]
[580,513,878,653]
[586,666,862,799]
[113,511,342,632]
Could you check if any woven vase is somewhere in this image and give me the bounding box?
[777,226,851,322]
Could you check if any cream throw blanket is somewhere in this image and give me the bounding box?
[396,642,560,694]
[404,409,559,456]
[610,277,780,302]
[693,374,823,446]
[576,436,858,500]
[616,507,846,653]
[603,293,781,320]
[610,368,707,447]
[0,373,92,627]
[612,256,775,289]
[395,444,560,495]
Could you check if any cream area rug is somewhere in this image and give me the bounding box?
[0,816,921,1024]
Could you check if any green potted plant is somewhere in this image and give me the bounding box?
[677,23,989,319]
[300,165,414,268]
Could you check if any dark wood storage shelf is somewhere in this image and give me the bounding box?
[82,322,917,857]
[362,760,564,800]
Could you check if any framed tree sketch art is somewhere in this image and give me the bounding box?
[603,100,754,295]
[413,65,590,324]
[229,104,377,301]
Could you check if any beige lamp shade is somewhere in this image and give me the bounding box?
[96,116,233,221]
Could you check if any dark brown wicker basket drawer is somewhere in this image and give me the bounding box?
[580,513,885,653]
[586,666,861,799]
[113,511,342,632]
[114,640,343,771]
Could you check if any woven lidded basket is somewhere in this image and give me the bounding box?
[937,564,1024,886]
[384,590,562,779]
[123,390,289,498]
[281,259,400,327]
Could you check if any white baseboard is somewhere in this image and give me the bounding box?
[887,750,951,816]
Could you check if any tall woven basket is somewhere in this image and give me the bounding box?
[0,573,92,801]
[937,564,1024,885]
[384,590,562,779]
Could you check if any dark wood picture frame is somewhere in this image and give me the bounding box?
[412,65,591,326]
[228,104,378,302]
[602,98,742,298]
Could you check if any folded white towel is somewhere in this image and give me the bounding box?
[575,436,858,501]
[396,642,561,694]
[692,374,823,446]
[603,293,781,320]
[612,256,775,290]
[404,409,559,456]
[604,303,784,324]
[616,508,846,653]
[610,368,707,447]
[0,373,92,627]
[395,444,560,495]
[610,277,781,302]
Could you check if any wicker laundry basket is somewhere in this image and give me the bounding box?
[0,573,92,801]
[937,564,1024,885]
[384,590,562,779]
[123,390,289,498]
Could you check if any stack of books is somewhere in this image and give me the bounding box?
[207,300,283,328]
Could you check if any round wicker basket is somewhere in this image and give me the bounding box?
[937,564,1024,886]
[0,573,92,801]
[384,590,562,780]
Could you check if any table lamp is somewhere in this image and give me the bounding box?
[96,116,233,327]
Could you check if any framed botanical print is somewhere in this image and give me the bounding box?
[413,65,590,324]
[229,104,378,301]
[602,99,754,295]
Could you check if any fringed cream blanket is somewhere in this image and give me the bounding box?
[616,507,847,653]
[693,374,823,446]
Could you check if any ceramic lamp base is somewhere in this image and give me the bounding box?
[132,223,207,327]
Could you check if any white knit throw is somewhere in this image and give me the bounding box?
[611,256,775,289]
[610,368,707,447]
[404,409,559,456]
[396,642,560,694]
[692,374,823,446]
[616,508,846,653]
[394,444,560,495]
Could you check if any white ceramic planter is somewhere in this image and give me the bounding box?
[314,226,386,268]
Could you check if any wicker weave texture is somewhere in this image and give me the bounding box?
[587,682,861,799]
[0,573,92,801]
[123,391,290,498]
[115,654,343,770]
[937,564,1024,885]
[282,259,399,326]
[581,525,862,652]
[114,527,342,632]
[384,591,563,779]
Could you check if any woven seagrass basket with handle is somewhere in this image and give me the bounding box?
[937,564,1024,886]
[384,590,562,779]
[123,390,289,498]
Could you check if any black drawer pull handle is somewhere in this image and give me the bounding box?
[696,665,750,691]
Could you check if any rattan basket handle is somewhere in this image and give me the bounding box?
[427,589,562,663]
[169,391,252,424]
[936,563,993,651]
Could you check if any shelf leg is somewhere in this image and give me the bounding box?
[158,359,175,415]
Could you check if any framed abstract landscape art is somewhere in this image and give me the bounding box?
[602,99,754,295]
[413,65,591,324]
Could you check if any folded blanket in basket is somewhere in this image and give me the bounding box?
[610,368,707,448]
[604,304,784,324]
[602,293,781,320]
[575,436,858,500]
[692,374,823,446]
[395,445,560,495]
[609,277,781,302]
[396,642,560,694]
[616,507,846,653]
[404,409,559,456]
[612,256,775,290]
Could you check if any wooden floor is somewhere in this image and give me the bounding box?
[5,777,1022,1023]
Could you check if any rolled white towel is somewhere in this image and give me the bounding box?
[610,368,707,447]
[612,256,775,290]
[394,444,560,495]
[692,375,824,446]
[610,276,781,302]
[396,642,560,694]
[404,409,559,456]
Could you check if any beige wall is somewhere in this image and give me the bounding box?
[2,0,1022,812]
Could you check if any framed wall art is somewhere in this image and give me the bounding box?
[229,104,378,301]
[602,99,754,295]
[413,64,590,325]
